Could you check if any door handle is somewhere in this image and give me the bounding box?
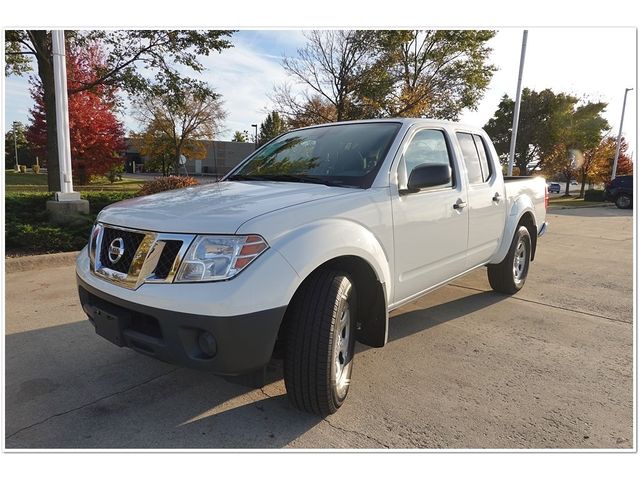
[453,199,467,210]
[492,192,501,202]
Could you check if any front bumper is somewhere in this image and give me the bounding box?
[78,277,286,374]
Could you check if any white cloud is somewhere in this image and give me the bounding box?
[197,37,295,139]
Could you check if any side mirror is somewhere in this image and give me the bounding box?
[405,163,451,193]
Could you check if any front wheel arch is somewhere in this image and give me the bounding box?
[275,255,388,360]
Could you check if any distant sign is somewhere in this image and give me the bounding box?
[179,154,187,165]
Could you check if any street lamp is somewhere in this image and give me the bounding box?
[251,124,258,149]
[13,121,19,171]
[612,87,634,180]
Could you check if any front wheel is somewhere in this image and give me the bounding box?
[487,225,531,294]
[283,269,357,416]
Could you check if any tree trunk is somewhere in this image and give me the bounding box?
[32,30,61,192]
[175,146,182,176]
[564,178,571,196]
[579,171,587,198]
[519,158,528,176]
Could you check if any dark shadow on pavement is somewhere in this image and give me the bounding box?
[5,290,506,448]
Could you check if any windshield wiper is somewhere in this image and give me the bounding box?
[227,174,270,181]
[259,174,356,188]
[228,173,357,188]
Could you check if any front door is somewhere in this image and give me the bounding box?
[391,128,469,304]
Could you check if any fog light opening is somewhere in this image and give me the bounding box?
[198,331,217,358]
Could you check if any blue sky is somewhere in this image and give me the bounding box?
[4,28,636,157]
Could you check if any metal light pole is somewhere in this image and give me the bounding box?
[46,30,89,222]
[507,30,528,177]
[611,87,633,180]
[52,29,76,197]
[251,124,258,149]
[13,121,19,170]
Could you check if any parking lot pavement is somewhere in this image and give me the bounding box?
[4,206,633,449]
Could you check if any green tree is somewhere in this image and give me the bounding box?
[5,121,36,169]
[258,111,288,146]
[484,89,607,177]
[232,130,249,142]
[273,29,496,126]
[5,29,234,191]
[372,30,496,119]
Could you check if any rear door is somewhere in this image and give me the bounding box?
[391,128,469,304]
[455,132,506,268]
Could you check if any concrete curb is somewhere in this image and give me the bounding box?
[548,203,612,210]
[5,251,80,274]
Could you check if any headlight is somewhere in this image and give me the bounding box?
[175,234,268,282]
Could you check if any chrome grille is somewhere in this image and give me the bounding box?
[99,227,145,273]
[153,240,183,279]
[92,223,194,289]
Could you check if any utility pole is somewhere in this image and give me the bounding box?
[508,30,528,177]
[611,87,633,180]
[13,121,19,170]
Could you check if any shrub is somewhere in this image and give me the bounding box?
[84,191,135,214]
[136,176,199,196]
[19,165,27,173]
[5,191,136,255]
[584,189,605,202]
[107,164,124,183]
[32,164,41,174]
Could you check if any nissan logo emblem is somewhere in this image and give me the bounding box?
[108,238,125,264]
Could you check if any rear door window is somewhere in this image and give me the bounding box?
[473,134,493,182]
[456,133,484,184]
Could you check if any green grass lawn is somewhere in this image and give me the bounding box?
[5,170,143,192]
[548,194,611,208]
[5,170,49,186]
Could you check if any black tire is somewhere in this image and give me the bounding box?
[615,193,632,209]
[283,269,357,416]
[487,225,531,294]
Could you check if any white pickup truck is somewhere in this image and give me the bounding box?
[76,119,548,416]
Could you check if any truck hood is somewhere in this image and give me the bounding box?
[97,180,358,234]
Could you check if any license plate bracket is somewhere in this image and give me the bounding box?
[92,306,129,347]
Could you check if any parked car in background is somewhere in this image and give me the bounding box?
[548,182,561,194]
[604,175,633,209]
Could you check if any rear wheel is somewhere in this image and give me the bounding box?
[488,225,531,294]
[283,269,357,416]
[615,193,632,209]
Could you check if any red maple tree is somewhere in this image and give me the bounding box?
[27,42,126,184]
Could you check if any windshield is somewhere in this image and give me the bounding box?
[228,122,401,188]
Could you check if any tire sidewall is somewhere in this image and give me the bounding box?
[510,226,531,290]
[329,276,357,407]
